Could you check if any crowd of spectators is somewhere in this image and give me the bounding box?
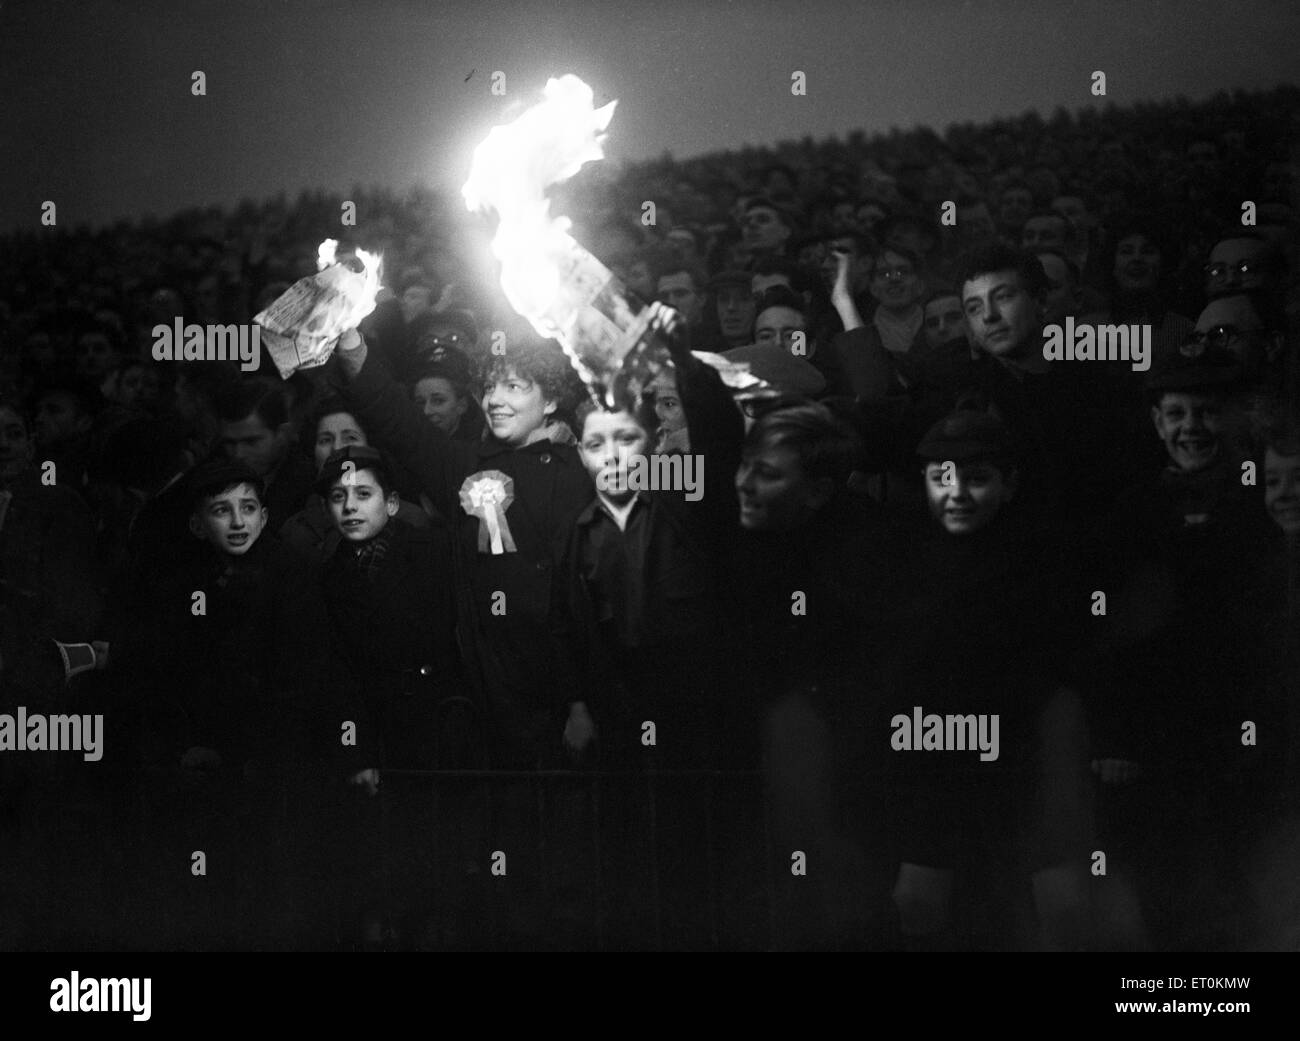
[1,84,1297,951]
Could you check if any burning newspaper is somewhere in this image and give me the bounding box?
[254,240,382,379]
[463,75,669,409]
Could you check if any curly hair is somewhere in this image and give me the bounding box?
[479,338,585,413]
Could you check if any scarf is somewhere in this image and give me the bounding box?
[345,525,395,585]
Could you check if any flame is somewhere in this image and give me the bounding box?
[310,238,384,328]
[462,75,617,343]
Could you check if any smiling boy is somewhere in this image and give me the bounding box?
[881,409,1090,951]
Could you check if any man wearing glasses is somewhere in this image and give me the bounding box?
[1203,233,1282,302]
[1188,292,1288,395]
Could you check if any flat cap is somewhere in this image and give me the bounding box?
[916,409,1015,461]
[314,445,393,495]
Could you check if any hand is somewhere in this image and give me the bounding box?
[92,640,110,670]
[647,301,691,365]
[181,746,222,771]
[350,768,380,796]
[563,703,597,758]
[1091,759,1140,785]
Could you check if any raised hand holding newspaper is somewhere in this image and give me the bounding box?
[254,239,383,379]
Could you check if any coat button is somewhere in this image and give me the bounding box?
[419,665,432,677]
[539,453,552,464]
[536,560,551,572]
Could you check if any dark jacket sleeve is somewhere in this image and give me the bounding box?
[675,348,743,547]
[831,326,895,401]
[549,518,597,715]
[335,342,470,521]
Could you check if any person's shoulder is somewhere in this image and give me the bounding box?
[281,495,330,534]
[392,514,444,548]
[256,529,318,581]
[5,471,91,513]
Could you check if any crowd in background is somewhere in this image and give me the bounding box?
[0,84,1298,951]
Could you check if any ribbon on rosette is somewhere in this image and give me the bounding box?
[459,470,518,554]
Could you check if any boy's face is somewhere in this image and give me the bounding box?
[580,409,649,505]
[735,440,830,531]
[1151,392,1223,473]
[1264,447,1300,535]
[190,482,267,555]
[923,295,966,349]
[924,460,1016,535]
[482,369,556,447]
[652,380,685,433]
[327,467,398,541]
[314,411,367,471]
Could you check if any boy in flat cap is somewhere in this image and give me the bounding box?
[111,457,327,948]
[314,445,464,949]
[1084,349,1278,950]
[879,408,1091,951]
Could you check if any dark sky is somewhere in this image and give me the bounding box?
[1,0,1297,233]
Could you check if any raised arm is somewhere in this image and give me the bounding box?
[333,328,466,520]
